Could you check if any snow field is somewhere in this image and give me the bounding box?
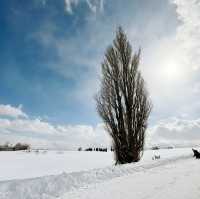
[0,147,197,199]
[63,157,200,199]
[0,148,194,181]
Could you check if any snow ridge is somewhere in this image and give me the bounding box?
[0,154,192,199]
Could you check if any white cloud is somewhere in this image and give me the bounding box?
[86,0,104,13]
[64,0,78,14]
[0,118,58,135]
[0,104,110,149]
[0,104,28,118]
[172,0,200,71]
[148,117,200,147]
[64,0,104,14]
[1,105,200,149]
[131,0,200,121]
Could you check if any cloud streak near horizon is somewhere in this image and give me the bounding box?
[0,104,199,149]
[0,104,110,149]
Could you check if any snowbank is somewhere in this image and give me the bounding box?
[62,156,200,199]
[0,148,194,199]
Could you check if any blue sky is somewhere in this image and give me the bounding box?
[0,0,96,125]
[0,0,178,125]
[0,0,200,148]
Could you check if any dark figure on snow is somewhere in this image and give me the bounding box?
[192,149,200,159]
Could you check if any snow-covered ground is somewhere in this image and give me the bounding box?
[63,156,200,199]
[0,148,194,181]
[0,150,113,181]
[0,148,199,199]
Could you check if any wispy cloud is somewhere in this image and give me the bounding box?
[0,104,110,149]
[86,0,104,13]
[0,104,28,119]
[172,0,200,71]
[1,104,200,149]
[64,0,104,14]
[64,0,78,14]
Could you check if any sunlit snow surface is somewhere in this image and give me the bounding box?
[0,148,194,181]
[0,148,199,199]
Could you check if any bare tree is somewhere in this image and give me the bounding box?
[96,27,152,164]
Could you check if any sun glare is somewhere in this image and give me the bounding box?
[165,65,179,79]
[161,62,183,82]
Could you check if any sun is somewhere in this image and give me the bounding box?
[165,65,179,79]
[161,62,183,81]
